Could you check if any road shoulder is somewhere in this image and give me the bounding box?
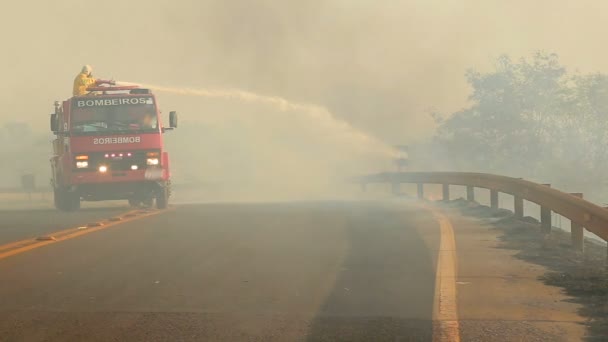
[439,204,587,341]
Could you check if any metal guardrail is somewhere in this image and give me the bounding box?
[360,172,608,251]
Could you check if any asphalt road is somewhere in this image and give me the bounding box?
[0,201,440,341]
[0,205,131,245]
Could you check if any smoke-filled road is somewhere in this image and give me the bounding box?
[0,201,438,341]
[0,201,586,341]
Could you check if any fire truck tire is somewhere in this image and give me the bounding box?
[54,188,80,211]
[70,194,81,211]
[53,189,66,211]
[128,198,141,207]
[142,197,154,208]
[156,187,169,209]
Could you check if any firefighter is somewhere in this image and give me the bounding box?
[72,65,114,96]
[140,112,157,129]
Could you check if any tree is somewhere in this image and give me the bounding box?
[436,52,569,177]
[434,52,608,201]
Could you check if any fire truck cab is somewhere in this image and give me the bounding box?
[50,86,177,211]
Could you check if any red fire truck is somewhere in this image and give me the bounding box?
[49,86,177,211]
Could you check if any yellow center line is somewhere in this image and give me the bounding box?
[0,208,170,261]
[425,205,460,342]
[0,239,37,253]
[0,209,138,253]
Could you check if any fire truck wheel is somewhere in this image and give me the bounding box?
[70,193,81,211]
[128,198,141,207]
[54,188,80,211]
[53,188,66,211]
[156,187,168,209]
[142,197,154,208]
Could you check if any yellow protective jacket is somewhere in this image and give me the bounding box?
[73,72,97,96]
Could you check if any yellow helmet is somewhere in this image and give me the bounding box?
[81,65,93,75]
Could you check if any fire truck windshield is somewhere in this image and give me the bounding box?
[71,101,159,135]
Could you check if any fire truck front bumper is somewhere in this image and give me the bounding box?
[70,168,166,184]
[68,168,169,201]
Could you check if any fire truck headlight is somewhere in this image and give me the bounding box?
[99,165,108,173]
[146,158,159,166]
[76,161,89,169]
[131,165,139,170]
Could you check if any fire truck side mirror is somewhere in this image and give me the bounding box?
[50,114,58,132]
[169,111,178,128]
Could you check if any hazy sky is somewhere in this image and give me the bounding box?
[1,0,608,143]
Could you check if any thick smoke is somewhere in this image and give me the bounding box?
[2,1,608,199]
[149,85,396,201]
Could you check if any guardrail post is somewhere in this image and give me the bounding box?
[417,183,424,200]
[540,184,552,234]
[540,207,552,234]
[490,190,499,209]
[570,193,584,252]
[442,184,450,201]
[514,196,524,219]
[466,186,475,201]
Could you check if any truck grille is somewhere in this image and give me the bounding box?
[74,151,158,172]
